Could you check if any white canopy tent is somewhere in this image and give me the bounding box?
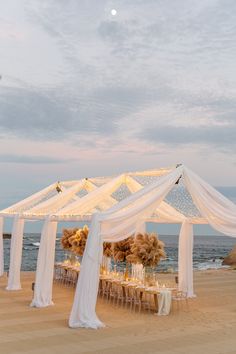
[0,167,179,294]
[0,165,235,329]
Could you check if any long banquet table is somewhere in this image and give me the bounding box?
[99,274,175,315]
[54,262,177,315]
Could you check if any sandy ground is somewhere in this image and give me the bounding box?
[0,269,236,354]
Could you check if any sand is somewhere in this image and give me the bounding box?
[0,269,236,354]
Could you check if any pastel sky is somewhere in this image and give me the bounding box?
[0,0,236,209]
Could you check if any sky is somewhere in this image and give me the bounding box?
[0,0,236,210]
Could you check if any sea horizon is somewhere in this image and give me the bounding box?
[3,232,235,273]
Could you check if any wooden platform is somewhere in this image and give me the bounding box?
[0,270,236,354]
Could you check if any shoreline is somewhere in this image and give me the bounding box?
[13,267,236,275]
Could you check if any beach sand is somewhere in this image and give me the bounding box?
[0,269,235,354]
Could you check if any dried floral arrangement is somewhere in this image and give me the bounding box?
[61,225,89,256]
[103,242,113,258]
[113,237,133,262]
[126,232,166,267]
[61,227,79,251]
[70,225,89,256]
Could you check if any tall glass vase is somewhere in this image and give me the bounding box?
[144,266,155,286]
[69,252,76,265]
[124,263,129,281]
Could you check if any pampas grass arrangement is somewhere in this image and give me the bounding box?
[61,225,89,256]
[71,225,89,256]
[61,228,165,268]
[113,237,133,262]
[103,242,113,258]
[126,232,166,267]
[61,228,78,251]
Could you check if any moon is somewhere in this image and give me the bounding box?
[111,9,117,16]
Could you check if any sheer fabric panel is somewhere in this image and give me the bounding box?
[178,221,195,297]
[183,168,236,237]
[69,214,104,328]
[58,175,125,216]
[6,215,25,290]
[31,219,58,307]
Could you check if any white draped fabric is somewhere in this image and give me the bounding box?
[155,201,186,223]
[31,218,58,307]
[27,180,85,215]
[69,166,183,328]
[57,175,125,217]
[1,184,56,216]
[0,217,4,276]
[125,175,143,194]
[69,214,104,328]
[178,221,195,297]
[6,215,25,290]
[99,168,183,242]
[183,168,236,237]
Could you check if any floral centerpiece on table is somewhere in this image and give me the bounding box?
[113,237,133,262]
[61,225,89,257]
[103,242,113,257]
[70,225,89,256]
[101,242,113,274]
[61,228,79,251]
[113,237,133,279]
[126,232,166,267]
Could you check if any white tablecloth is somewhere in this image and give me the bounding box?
[157,289,172,316]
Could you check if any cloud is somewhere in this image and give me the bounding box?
[0,153,77,164]
[0,82,159,140]
[0,85,118,139]
[0,0,235,154]
[140,122,236,151]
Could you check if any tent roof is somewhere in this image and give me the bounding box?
[0,166,207,224]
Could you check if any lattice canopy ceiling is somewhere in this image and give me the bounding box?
[0,166,206,223]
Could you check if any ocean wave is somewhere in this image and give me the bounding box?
[194,259,228,270]
[31,242,40,247]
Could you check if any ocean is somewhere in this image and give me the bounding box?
[3,233,236,272]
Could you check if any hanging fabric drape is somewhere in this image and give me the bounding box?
[183,168,236,237]
[57,174,125,218]
[135,219,146,234]
[154,201,186,223]
[0,217,4,276]
[26,180,85,216]
[99,167,183,242]
[31,218,58,307]
[6,215,25,290]
[69,214,103,328]
[178,221,195,297]
[69,166,183,328]
[0,183,56,216]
